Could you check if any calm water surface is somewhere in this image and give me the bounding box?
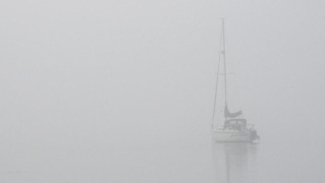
[0,129,324,183]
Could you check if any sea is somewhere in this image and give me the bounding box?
[0,127,324,183]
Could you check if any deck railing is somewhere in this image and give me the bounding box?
[215,124,255,130]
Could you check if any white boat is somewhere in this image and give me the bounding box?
[211,19,259,142]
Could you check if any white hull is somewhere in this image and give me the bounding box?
[211,129,253,142]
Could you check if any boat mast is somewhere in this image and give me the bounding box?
[221,20,243,120]
[211,19,226,128]
[222,19,228,111]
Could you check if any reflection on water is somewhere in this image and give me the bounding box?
[212,143,259,183]
[2,134,325,182]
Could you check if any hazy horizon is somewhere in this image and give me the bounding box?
[1,0,325,182]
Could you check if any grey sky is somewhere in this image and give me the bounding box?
[1,0,325,182]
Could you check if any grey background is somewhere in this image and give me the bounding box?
[1,0,325,182]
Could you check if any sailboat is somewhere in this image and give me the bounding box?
[211,19,259,142]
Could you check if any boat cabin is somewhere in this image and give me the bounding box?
[224,118,247,131]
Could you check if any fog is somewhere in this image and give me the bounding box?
[1,0,325,182]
